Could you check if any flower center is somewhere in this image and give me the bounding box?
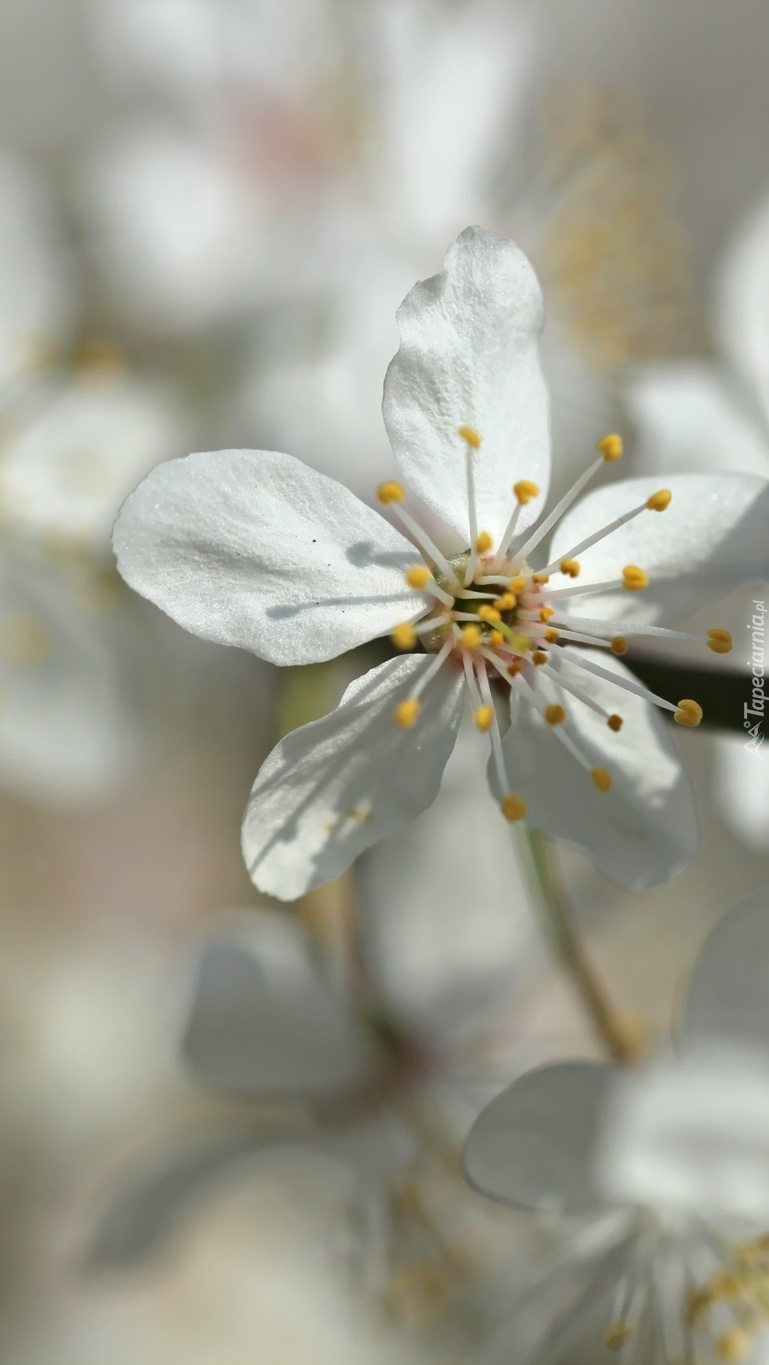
[378,427,731,826]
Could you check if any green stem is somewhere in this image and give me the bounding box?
[523,830,638,1064]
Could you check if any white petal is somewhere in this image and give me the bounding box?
[383,226,551,549]
[0,152,72,385]
[358,721,536,1045]
[680,895,769,1054]
[548,472,769,625]
[596,1051,769,1222]
[85,1132,268,1268]
[183,912,376,1096]
[712,729,769,853]
[83,126,263,332]
[242,655,463,900]
[628,361,769,479]
[0,379,186,553]
[715,185,769,430]
[114,448,421,665]
[0,553,141,804]
[492,651,698,890]
[463,1060,614,1212]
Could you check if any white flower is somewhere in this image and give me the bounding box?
[0,150,72,389]
[463,894,769,1365]
[0,548,143,804]
[114,226,769,898]
[87,789,534,1319]
[0,371,187,555]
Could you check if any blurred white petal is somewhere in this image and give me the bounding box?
[597,1051,769,1221]
[464,1060,614,1213]
[358,723,536,1046]
[183,912,376,1096]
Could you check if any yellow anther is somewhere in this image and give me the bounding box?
[513,480,540,505]
[707,628,733,654]
[475,705,494,732]
[591,767,613,792]
[395,699,421,728]
[461,624,482,649]
[674,698,703,728]
[712,1273,741,1300]
[1,614,51,667]
[607,713,624,732]
[392,623,417,651]
[496,592,517,612]
[478,604,501,623]
[490,630,504,647]
[405,565,431,590]
[597,432,624,461]
[646,488,672,512]
[377,480,405,504]
[605,1321,632,1351]
[545,703,566,726]
[716,1328,750,1361]
[532,572,550,585]
[501,793,527,822]
[560,557,580,578]
[610,636,628,655]
[544,628,560,643]
[507,660,523,677]
[475,530,493,554]
[622,564,649,591]
[540,606,555,622]
[509,576,527,594]
[458,425,482,448]
[532,650,548,665]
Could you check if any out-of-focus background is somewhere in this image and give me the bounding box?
[2,2,769,1360]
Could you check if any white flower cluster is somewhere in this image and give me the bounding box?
[105,227,769,1358]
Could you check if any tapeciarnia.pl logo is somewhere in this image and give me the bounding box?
[744,598,766,756]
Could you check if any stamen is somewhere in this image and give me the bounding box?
[546,653,626,729]
[377,481,405,504]
[591,767,613,792]
[545,568,649,601]
[477,604,501,623]
[391,617,449,650]
[544,703,566,726]
[405,565,431,590]
[496,592,517,612]
[674,698,703,727]
[539,493,671,575]
[622,565,649,591]
[393,639,454,727]
[460,427,482,587]
[646,488,672,511]
[611,637,628,655]
[540,606,555,622]
[460,624,482,649]
[544,628,560,643]
[532,650,549,665]
[517,673,611,789]
[395,699,421,728]
[509,452,609,564]
[596,433,624,461]
[475,531,493,554]
[500,793,527,822]
[605,1322,631,1351]
[489,482,540,571]
[707,628,733,654]
[560,558,581,577]
[559,645,681,715]
[389,502,461,589]
[392,623,417,650]
[475,705,494,732]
